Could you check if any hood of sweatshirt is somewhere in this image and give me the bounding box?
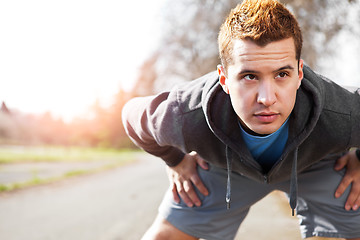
[201,65,325,214]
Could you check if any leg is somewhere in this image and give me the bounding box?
[277,158,360,239]
[156,164,272,240]
[142,214,198,240]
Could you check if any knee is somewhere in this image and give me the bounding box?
[141,215,197,240]
[141,224,172,240]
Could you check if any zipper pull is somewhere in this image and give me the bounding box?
[263,175,269,183]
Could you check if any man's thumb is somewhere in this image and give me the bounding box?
[335,154,348,171]
[196,155,209,170]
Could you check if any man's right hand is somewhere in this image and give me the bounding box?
[166,151,209,207]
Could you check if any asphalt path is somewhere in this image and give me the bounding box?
[0,152,303,240]
[0,153,168,240]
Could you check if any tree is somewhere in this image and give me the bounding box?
[152,0,239,92]
[1,102,10,115]
[134,0,360,94]
[282,0,360,68]
[132,52,159,96]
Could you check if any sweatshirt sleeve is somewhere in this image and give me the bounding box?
[349,87,360,147]
[122,91,186,166]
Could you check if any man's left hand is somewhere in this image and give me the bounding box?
[334,149,360,211]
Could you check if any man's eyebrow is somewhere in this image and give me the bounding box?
[237,65,295,76]
[238,69,261,75]
[274,65,295,72]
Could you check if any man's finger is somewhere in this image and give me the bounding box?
[191,174,209,196]
[334,154,348,171]
[196,155,209,170]
[176,181,194,208]
[335,175,352,198]
[171,183,180,204]
[353,195,360,211]
[183,180,202,207]
[346,182,360,211]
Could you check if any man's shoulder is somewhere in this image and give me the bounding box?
[303,65,359,94]
[170,71,219,114]
[302,65,359,116]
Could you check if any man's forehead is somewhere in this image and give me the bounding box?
[232,38,297,61]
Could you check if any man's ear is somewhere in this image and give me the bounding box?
[297,59,304,89]
[217,65,229,94]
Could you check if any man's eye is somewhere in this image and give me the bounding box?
[244,74,256,81]
[277,72,288,78]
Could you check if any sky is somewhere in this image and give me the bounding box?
[0,0,166,121]
[1,0,359,122]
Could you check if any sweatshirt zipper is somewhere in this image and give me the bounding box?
[263,175,269,183]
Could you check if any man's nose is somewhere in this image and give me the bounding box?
[257,81,277,107]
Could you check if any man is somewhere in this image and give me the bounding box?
[122,0,360,239]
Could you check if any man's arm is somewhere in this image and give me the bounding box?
[123,95,210,206]
[122,94,186,166]
[166,151,209,207]
[334,149,360,211]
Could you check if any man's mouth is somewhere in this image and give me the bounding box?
[254,112,280,123]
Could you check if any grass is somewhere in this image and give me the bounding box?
[0,146,135,164]
[0,161,129,192]
[0,145,139,192]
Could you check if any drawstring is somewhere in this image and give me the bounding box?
[225,145,233,209]
[225,145,299,216]
[289,148,299,216]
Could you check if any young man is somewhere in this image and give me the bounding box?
[122,0,360,239]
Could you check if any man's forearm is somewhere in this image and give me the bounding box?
[122,94,186,166]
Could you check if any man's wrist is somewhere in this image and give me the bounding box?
[355,149,360,161]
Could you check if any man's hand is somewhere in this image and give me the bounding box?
[334,149,360,211]
[166,151,209,207]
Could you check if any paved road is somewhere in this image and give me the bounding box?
[0,152,303,240]
[0,153,168,240]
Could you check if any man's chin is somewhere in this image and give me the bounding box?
[248,124,280,136]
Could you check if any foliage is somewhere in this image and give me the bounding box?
[133,0,360,95]
[282,0,360,67]
[0,87,136,148]
[1,0,359,147]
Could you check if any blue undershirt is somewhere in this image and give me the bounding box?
[239,118,289,173]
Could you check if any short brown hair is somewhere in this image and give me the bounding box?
[218,0,302,71]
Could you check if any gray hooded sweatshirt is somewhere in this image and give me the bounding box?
[122,65,360,214]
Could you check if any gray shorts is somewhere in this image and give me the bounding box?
[158,159,360,239]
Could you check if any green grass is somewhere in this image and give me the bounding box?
[0,145,139,192]
[0,161,129,192]
[0,146,136,164]
[0,175,54,192]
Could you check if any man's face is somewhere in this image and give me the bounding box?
[219,38,303,135]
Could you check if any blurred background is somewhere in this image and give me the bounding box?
[0,0,359,148]
[0,0,359,239]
